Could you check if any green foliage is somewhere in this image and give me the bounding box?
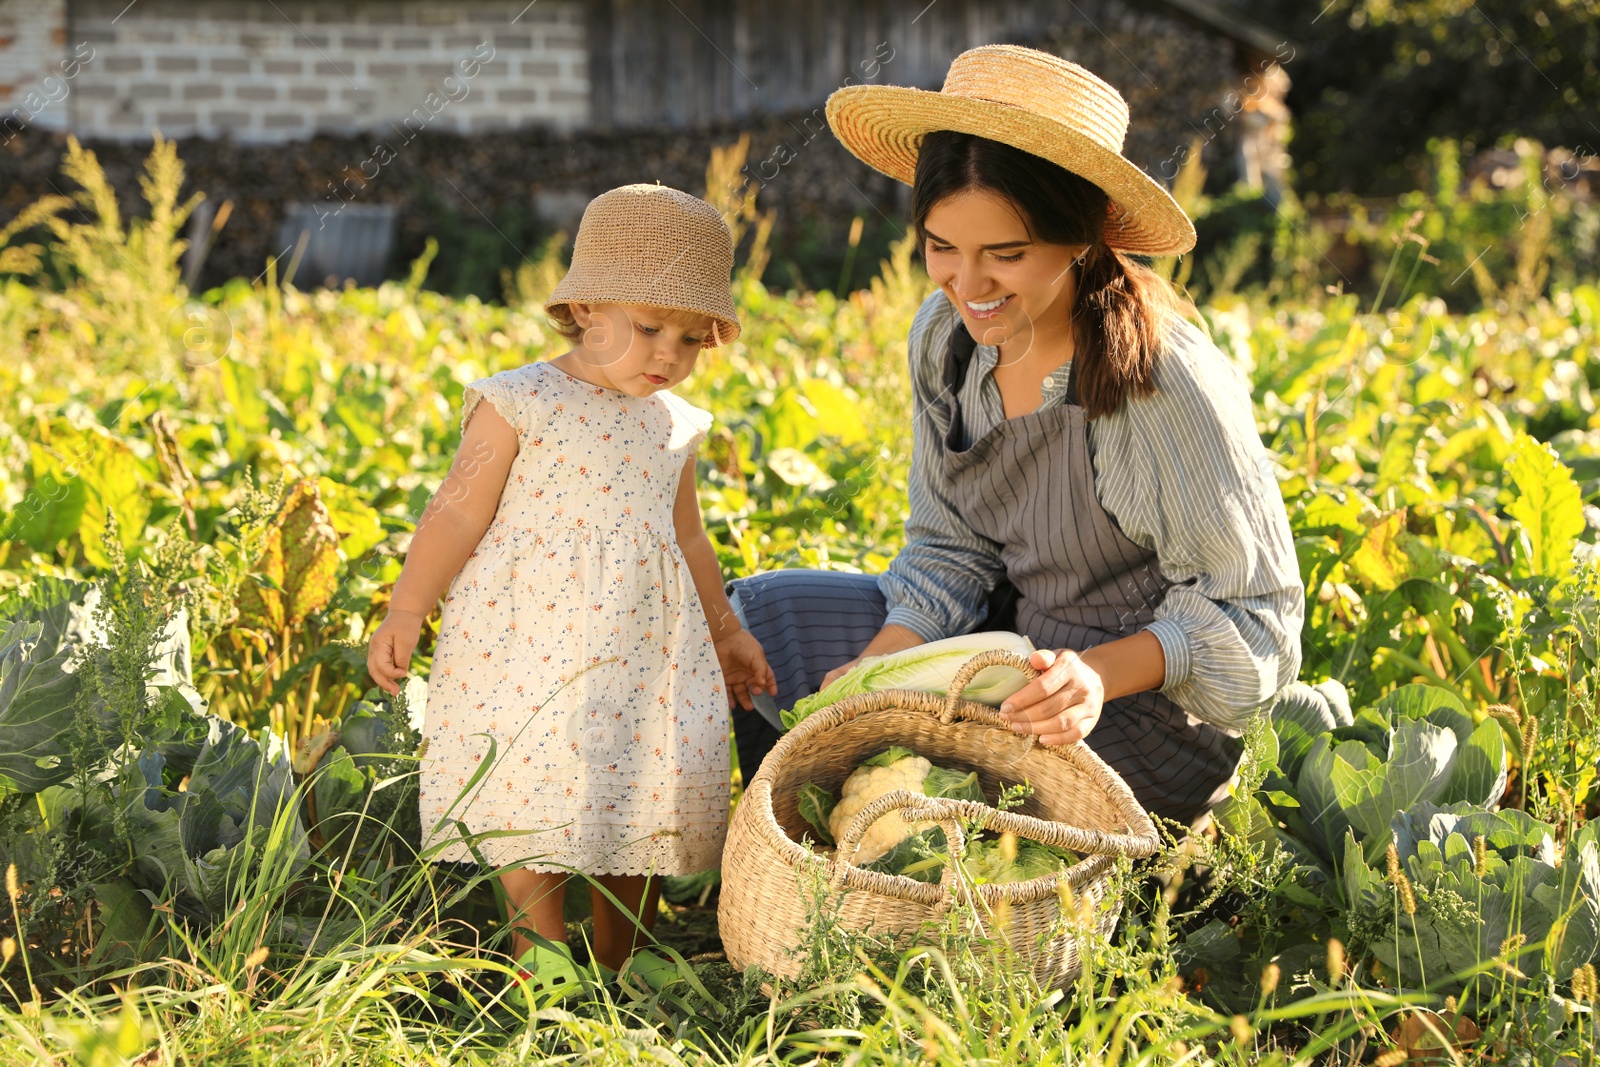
[1285,684,1508,865]
[3,135,1600,1062]
[861,745,919,769]
[796,781,836,844]
[0,574,308,916]
[302,686,423,869]
[0,577,109,796]
[1252,0,1599,199]
[1176,136,1600,313]
[88,715,308,915]
[1369,809,1600,995]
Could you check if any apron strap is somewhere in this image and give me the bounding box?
[939,317,1021,631]
[942,318,979,395]
[942,318,1081,414]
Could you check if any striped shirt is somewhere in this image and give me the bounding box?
[878,290,1305,732]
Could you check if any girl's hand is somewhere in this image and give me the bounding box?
[714,629,778,712]
[998,648,1105,746]
[369,610,424,696]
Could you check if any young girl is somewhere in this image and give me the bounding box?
[366,183,777,1000]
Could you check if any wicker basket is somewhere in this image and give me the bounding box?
[718,650,1161,991]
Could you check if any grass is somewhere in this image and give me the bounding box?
[0,135,1597,1065]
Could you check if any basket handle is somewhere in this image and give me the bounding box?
[940,649,1040,725]
[828,788,969,893]
[898,795,1161,858]
[827,788,1161,894]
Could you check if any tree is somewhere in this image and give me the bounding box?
[1250,0,1599,196]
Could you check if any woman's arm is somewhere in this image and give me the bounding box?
[1002,318,1304,741]
[368,398,520,692]
[1125,324,1305,730]
[673,454,777,709]
[997,632,1166,746]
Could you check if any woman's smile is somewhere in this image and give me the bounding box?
[965,294,1013,318]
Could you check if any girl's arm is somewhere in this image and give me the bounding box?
[368,403,520,693]
[671,454,741,644]
[672,454,777,710]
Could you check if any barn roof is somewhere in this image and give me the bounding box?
[1141,0,1300,56]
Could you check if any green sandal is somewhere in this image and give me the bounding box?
[609,947,685,993]
[509,938,587,1011]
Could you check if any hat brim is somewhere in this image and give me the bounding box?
[826,84,1196,256]
[545,293,742,348]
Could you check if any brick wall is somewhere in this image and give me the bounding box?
[64,0,587,143]
[0,0,72,136]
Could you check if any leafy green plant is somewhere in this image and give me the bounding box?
[0,573,308,933]
[4,129,1600,1062]
[1280,683,1508,867]
[83,714,307,916]
[1363,805,1599,996]
[295,684,422,869]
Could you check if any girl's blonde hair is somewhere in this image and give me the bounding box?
[547,301,722,347]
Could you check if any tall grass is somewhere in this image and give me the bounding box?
[2,134,1598,1065]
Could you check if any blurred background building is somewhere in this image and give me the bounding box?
[0,0,1295,292]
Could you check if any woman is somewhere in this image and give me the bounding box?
[726,45,1304,826]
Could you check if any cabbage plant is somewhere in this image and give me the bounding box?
[96,715,309,914]
[1266,683,1508,867]
[0,575,308,924]
[1360,803,1600,993]
[300,683,424,867]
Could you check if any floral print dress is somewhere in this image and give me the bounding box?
[418,360,728,876]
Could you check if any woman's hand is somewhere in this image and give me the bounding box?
[715,628,779,712]
[999,648,1105,746]
[820,623,926,690]
[821,656,862,689]
[368,610,424,696]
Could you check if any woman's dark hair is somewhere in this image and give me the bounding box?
[911,130,1198,419]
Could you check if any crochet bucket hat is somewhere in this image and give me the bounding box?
[546,183,742,347]
[825,44,1196,256]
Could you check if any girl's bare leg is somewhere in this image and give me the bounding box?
[499,868,568,961]
[589,874,662,972]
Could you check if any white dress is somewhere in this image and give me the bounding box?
[418,360,729,875]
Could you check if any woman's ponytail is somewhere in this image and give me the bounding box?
[1069,242,1174,419]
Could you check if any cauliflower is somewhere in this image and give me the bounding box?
[828,754,936,865]
[797,750,1076,883]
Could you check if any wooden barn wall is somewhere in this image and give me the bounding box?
[585,0,1173,130]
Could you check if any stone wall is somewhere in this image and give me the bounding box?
[0,0,73,138]
[42,0,588,143]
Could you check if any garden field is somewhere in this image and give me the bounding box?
[0,137,1598,1065]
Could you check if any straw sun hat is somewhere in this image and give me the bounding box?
[546,183,742,347]
[825,44,1196,256]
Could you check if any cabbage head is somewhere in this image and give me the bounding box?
[1365,804,1599,994]
[1270,683,1508,866]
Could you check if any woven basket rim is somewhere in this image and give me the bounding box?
[745,682,1160,904]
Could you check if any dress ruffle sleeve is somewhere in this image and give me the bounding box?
[461,365,540,438]
[661,391,715,453]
